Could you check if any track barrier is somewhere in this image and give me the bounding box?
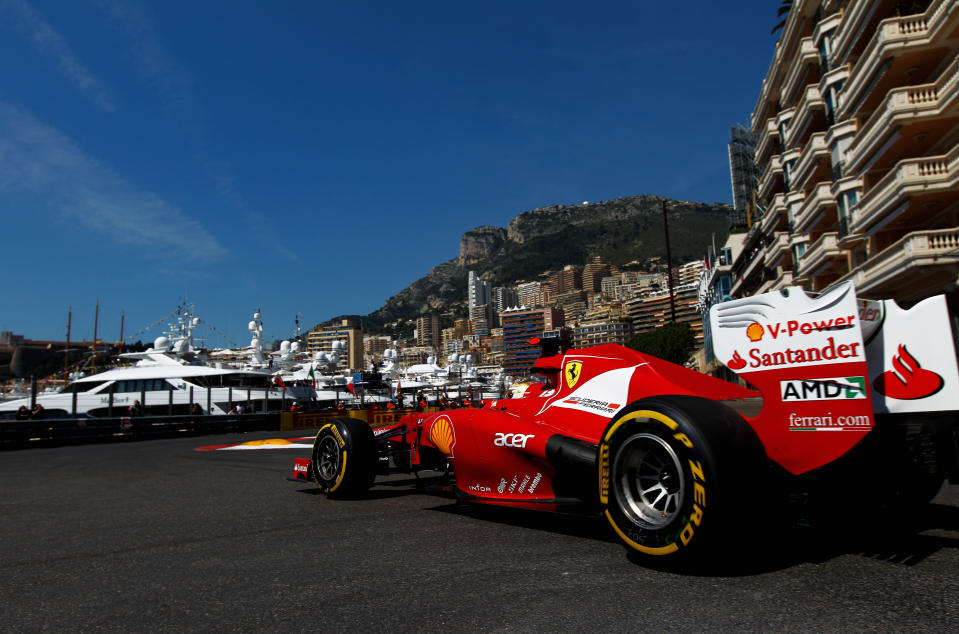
[0,413,281,449]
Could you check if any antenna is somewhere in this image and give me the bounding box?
[65,307,72,376]
[93,299,99,348]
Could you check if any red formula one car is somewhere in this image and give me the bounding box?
[294,282,959,563]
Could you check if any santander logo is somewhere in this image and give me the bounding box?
[873,344,944,400]
[727,350,747,370]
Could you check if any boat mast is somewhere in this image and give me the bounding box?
[93,300,100,349]
[119,310,124,351]
[65,307,72,376]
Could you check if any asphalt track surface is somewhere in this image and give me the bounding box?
[2,430,959,632]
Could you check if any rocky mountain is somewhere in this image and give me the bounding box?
[353,194,733,330]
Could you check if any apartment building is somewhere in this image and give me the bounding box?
[737,0,959,308]
[492,286,518,315]
[573,320,631,347]
[516,281,547,308]
[306,318,364,372]
[582,256,617,293]
[548,265,584,295]
[467,271,491,309]
[363,335,392,361]
[500,307,565,376]
[415,315,441,348]
[624,283,703,343]
[676,260,705,286]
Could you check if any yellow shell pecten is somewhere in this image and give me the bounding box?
[430,416,456,458]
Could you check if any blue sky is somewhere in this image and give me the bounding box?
[1,0,780,345]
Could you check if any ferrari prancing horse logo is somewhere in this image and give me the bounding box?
[565,361,583,389]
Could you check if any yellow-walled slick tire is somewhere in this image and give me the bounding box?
[599,395,762,562]
[312,417,376,497]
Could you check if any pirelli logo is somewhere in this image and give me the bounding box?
[598,444,610,504]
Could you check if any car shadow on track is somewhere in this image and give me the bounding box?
[427,501,620,545]
[294,472,455,500]
[634,501,959,577]
[294,475,959,576]
[428,497,959,577]
[790,500,959,567]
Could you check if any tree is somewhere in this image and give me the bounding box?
[771,0,792,35]
[625,322,696,366]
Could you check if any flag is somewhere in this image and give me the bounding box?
[346,382,355,395]
[274,375,287,389]
[307,366,316,388]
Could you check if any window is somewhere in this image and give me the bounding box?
[824,80,843,126]
[113,379,172,392]
[818,38,831,72]
[61,381,106,393]
[793,242,807,264]
[720,247,733,265]
[778,118,791,140]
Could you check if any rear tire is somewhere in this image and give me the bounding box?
[599,396,764,562]
[312,417,376,497]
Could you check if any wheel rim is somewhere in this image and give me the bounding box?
[612,432,685,529]
[316,435,341,481]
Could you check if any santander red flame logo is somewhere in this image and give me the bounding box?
[727,350,746,370]
[873,344,944,400]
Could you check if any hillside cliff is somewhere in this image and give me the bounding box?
[361,194,731,327]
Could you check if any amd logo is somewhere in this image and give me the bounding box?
[493,433,535,448]
[781,377,866,402]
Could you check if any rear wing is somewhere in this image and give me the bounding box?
[709,282,959,475]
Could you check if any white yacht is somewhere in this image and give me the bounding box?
[380,349,504,405]
[0,309,304,419]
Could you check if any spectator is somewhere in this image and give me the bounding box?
[16,405,30,419]
[31,403,46,419]
[191,403,203,416]
[128,400,143,417]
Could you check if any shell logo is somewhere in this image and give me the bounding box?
[429,415,456,458]
[746,322,764,342]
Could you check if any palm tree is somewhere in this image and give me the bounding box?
[771,0,793,35]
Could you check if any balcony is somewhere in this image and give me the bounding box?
[780,37,820,106]
[812,10,844,53]
[784,85,825,149]
[838,228,959,301]
[852,147,959,235]
[755,118,780,165]
[796,231,844,279]
[763,231,791,268]
[839,0,958,121]
[769,268,795,292]
[757,154,783,201]
[760,193,788,235]
[846,54,959,174]
[790,132,829,193]
[729,245,765,298]
[831,0,897,66]
[793,182,837,234]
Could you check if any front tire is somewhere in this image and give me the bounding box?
[599,396,763,561]
[312,417,376,497]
